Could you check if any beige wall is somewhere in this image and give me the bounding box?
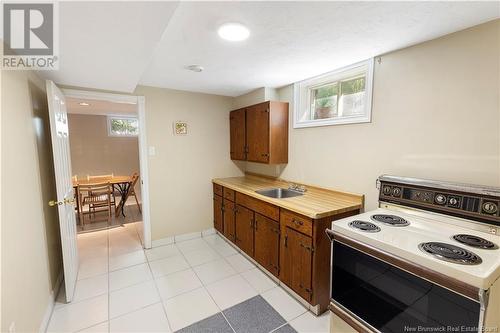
[243,20,500,211]
[1,71,62,332]
[68,114,140,180]
[134,86,243,240]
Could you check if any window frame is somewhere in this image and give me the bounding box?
[107,115,139,137]
[293,58,374,129]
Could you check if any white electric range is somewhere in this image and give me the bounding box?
[327,175,500,333]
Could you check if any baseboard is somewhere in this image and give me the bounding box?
[151,236,174,247]
[151,228,216,248]
[174,231,201,242]
[201,228,216,236]
[39,270,63,333]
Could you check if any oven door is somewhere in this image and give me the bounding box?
[331,238,481,333]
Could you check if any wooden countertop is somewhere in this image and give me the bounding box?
[213,174,364,219]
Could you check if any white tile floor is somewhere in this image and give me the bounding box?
[47,223,348,332]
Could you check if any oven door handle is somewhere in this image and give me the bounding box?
[325,229,335,242]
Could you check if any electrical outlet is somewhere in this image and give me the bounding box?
[8,322,16,333]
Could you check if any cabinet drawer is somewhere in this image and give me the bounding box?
[223,188,235,201]
[236,192,279,221]
[213,183,223,196]
[281,210,313,237]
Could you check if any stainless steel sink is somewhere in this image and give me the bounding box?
[255,188,304,199]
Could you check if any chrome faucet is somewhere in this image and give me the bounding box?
[288,183,307,193]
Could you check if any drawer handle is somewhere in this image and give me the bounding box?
[292,219,303,226]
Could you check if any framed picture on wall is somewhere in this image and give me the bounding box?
[173,121,188,135]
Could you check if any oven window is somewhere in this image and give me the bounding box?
[332,241,480,332]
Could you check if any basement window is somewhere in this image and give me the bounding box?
[107,116,139,136]
[294,58,374,128]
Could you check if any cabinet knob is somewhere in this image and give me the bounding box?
[293,219,303,226]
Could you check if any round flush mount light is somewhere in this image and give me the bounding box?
[78,102,90,106]
[217,23,250,41]
[185,64,204,72]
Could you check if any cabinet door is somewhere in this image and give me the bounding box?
[235,205,254,257]
[254,213,280,277]
[246,103,270,163]
[280,227,313,301]
[230,109,246,160]
[223,199,236,242]
[213,195,223,233]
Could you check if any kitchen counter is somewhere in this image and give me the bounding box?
[213,174,364,219]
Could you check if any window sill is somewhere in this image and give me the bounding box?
[293,115,371,129]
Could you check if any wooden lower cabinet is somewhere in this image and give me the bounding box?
[223,199,236,242]
[235,205,254,257]
[213,194,223,233]
[254,213,280,277]
[280,227,313,302]
[213,183,360,314]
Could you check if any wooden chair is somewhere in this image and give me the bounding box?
[116,172,142,214]
[87,174,117,211]
[78,182,113,225]
[130,172,141,213]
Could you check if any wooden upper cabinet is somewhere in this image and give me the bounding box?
[230,109,246,161]
[246,103,270,163]
[230,101,288,164]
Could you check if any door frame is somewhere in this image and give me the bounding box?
[62,88,152,249]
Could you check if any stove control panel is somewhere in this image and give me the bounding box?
[379,180,500,226]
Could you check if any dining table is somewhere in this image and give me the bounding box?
[73,175,133,218]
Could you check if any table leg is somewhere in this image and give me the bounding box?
[115,182,131,217]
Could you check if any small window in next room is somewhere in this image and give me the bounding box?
[294,58,374,128]
[107,116,139,136]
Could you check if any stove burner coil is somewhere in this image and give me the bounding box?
[452,234,498,250]
[418,242,482,265]
[348,220,381,233]
[371,214,410,227]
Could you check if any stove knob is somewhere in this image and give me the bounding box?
[435,194,446,205]
[449,197,458,206]
[392,187,401,197]
[382,186,392,195]
[482,202,498,214]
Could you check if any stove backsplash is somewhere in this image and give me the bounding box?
[377,175,500,227]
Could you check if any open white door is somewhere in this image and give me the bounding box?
[46,80,79,302]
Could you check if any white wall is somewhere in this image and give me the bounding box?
[68,114,140,177]
[134,86,243,240]
[242,20,500,211]
[1,70,62,332]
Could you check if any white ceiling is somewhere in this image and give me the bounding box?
[67,98,137,116]
[42,2,499,96]
[43,1,179,92]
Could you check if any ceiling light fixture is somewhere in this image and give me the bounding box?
[78,102,90,106]
[217,23,250,42]
[186,65,204,72]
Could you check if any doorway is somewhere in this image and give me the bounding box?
[63,89,152,249]
[67,99,142,232]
